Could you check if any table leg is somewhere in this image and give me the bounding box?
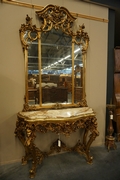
[73,117,99,164]
[25,126,47,178]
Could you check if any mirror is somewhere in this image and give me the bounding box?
[40,29,72,105]
[19,5,89,111]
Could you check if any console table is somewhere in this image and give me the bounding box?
[15,107,99,178]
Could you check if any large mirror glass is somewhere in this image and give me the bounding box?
[19,5,89,111]
[40,29,72,105]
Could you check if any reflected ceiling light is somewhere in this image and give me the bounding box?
[54,62,58,65]
[42,48,81,70]
[74,48,80,53]
[58,58,64,62]
[64,55,70,59]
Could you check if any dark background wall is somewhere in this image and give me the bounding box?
[92,0,120,133]
[81,0,120,133]
[91,1,120,46]
[82,0,120,46]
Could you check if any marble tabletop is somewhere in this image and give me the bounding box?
[18,107,95,122]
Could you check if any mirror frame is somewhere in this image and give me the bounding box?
[19,4,89,111]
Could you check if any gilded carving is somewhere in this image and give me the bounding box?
[36,4,76,33]
[15,112,99,178]
[36,5,89,52]
[19,14,40,50]
[16,4,98,179]
[19,4,90,110]
[76,98,88,107]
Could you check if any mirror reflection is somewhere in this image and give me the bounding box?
[19,5,89,110]
[74,43,83,103]
[41,29,72,104]
[27,29,84,105]
[27,32,39,105]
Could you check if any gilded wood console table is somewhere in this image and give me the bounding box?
[15,107,99,178]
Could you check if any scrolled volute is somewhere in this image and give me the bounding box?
[19,15,40,50]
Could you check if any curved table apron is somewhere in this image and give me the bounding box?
[15,107,99,178]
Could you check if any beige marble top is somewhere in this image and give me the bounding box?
[18,107,95,122]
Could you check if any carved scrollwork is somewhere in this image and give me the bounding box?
[17,5,98,178]
[36,5,89,52]
[14,118,26,145]
[19,4,90,110]
[23,102,40,112]
[15,107,99,177]
[19,14,40,50]
[77,98,88,107]
[36,4,76,34]
[72,24,89,53]
[52,103,63,109]
[19,116,97,137]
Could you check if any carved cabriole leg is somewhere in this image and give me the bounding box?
[85,117,99,164]
[15,121,43,178]
[85,131,98,164]
[22,127,36,166]
[73,128,93,164]
[82,128,94,164]
[72,139,87,158]
[14,119,28,165]
[29,144,38,179]
[29,145,47,178]
[83,128,89,149]
[14,119,26,145]
[73,117,99,164]
[24,124,47,178]
[25,125,37,178]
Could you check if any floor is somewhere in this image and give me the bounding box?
[0,142,120,180]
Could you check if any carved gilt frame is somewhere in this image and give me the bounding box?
[19,4,89,111]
